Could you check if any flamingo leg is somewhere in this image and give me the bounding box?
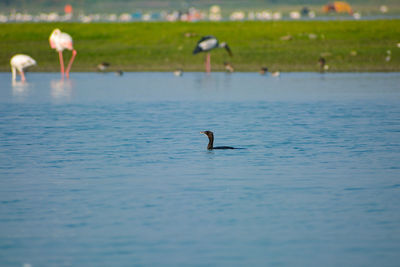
[65,50,77,79]
[205,52,211,73]
[58,51,65,78]
[20,70,26,82]
[11,66,17,82]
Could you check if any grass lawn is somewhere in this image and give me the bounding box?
[1,20,399,72]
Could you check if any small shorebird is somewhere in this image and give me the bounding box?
[259,67,268,75]
[271,71,280,77]
[115,70,123,76]
[318,57,327,72]
[224,62,234,73]
[174,69,183,76]
[97,62,110,72]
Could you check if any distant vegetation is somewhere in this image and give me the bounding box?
[1,0,399,14]
[0,20,399,72]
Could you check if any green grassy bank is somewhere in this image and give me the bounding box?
[1,20,399,72]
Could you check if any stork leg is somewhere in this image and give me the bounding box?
[58,51,65,79]
[204,54,207,72]
[205,52,211,73]
[65,50,77,79]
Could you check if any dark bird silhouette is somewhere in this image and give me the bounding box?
[193,36,232,73]
[200,131,238,150]
[259,67,268,75]
[318,57,326,73]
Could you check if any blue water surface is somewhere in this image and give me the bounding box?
[1,72,400,266]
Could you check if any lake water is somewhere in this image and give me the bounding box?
[1,72,400,266]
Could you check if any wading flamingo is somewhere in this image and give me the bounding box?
[193,36,232,73]
[49,28,77,79]
[10,54,36,82]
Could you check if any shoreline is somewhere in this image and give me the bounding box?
[2,71,400,74]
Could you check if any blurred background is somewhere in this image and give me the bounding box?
[1,0,399,22]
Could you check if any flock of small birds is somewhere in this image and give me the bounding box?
[172,65,282,77]
[97,62,124,76]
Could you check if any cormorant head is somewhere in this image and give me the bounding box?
[200,131,214,138]
[201,131,214,149]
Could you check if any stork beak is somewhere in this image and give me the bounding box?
[224,44,233,57]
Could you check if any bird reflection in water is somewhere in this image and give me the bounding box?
[12,80,29,97]
[50,79,72,99]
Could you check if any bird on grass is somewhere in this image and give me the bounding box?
[49,28,77,79]
[201,131,242,150]
[193,36,232,73]
[224,62,234,73]
[318,57,327,72]
[97,62,110,72]
[10,54,36,82]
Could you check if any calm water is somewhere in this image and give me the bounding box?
[1,72,400,266]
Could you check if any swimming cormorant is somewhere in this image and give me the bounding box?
[200,131,236,150]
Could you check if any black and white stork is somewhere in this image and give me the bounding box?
[193,36,232,73]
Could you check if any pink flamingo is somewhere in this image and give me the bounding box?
[49,28,77,79]
[10,54,36,82]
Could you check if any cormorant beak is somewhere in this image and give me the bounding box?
[200,131,205,134]
[224,44,233,57]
